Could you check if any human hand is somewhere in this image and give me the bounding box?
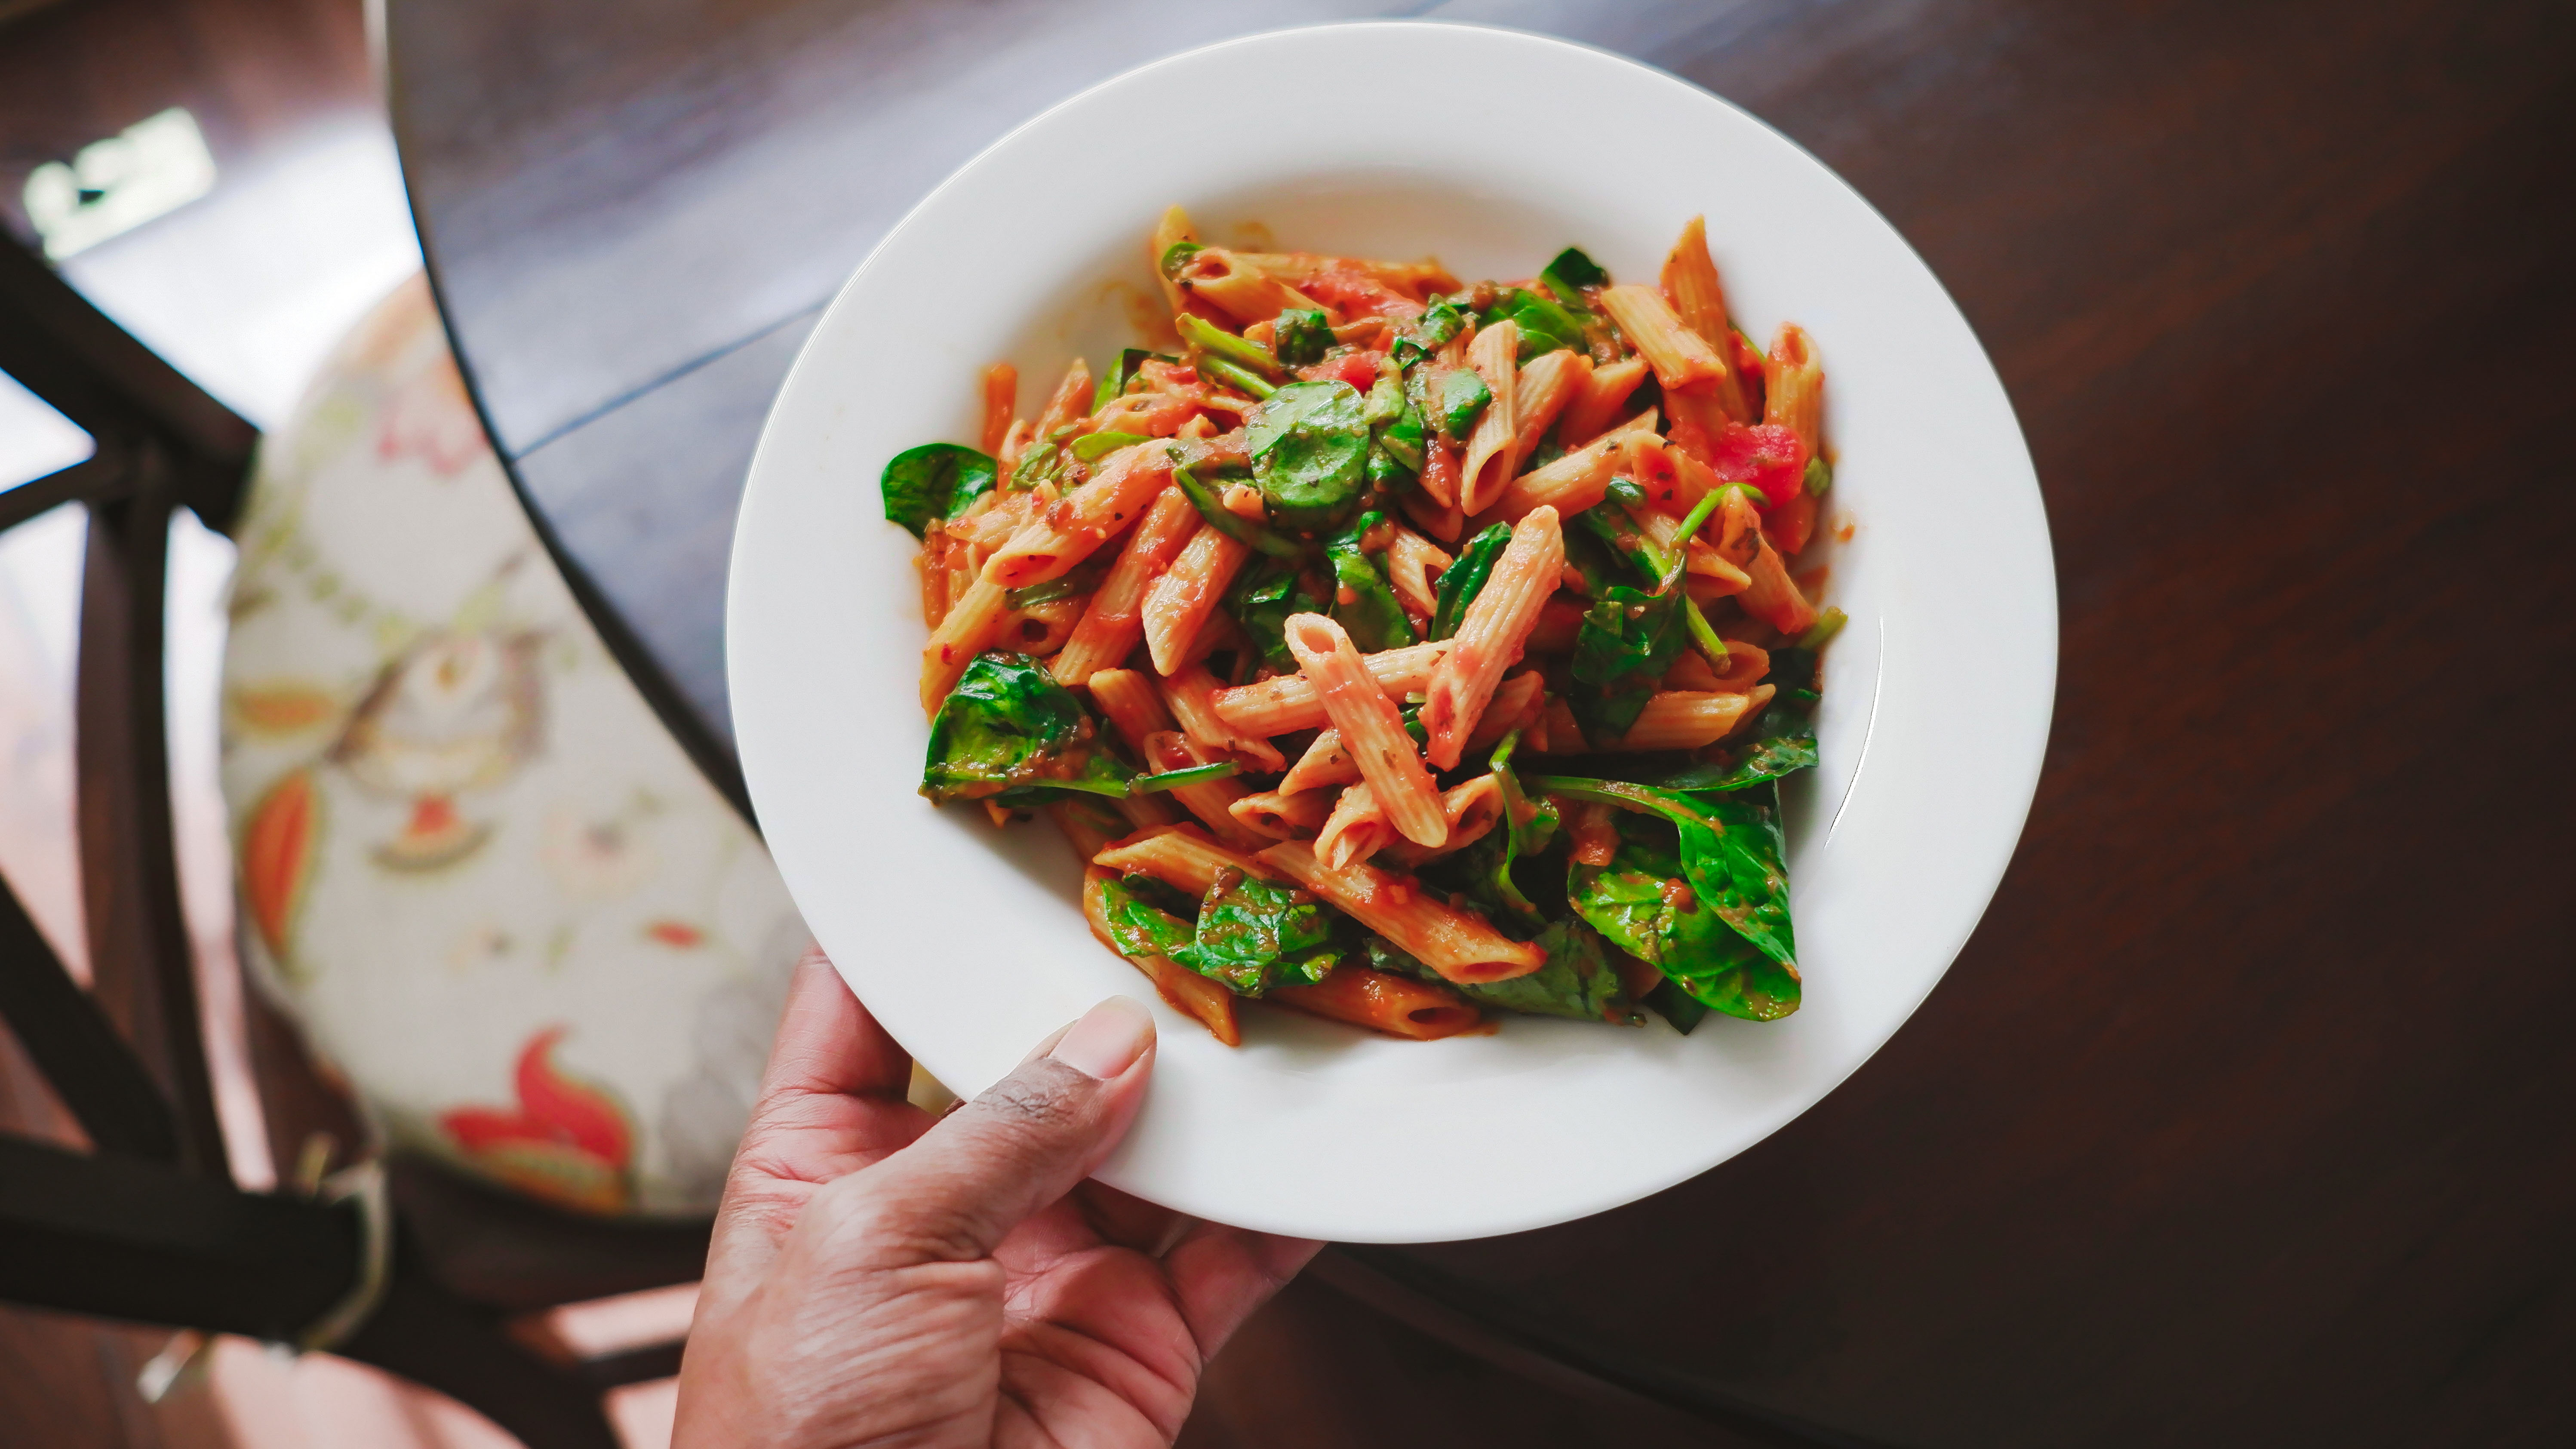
[672,949,1320,1448]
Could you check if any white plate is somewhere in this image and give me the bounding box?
[729,21,2054,1243]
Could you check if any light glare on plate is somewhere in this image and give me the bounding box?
[23,108,218,261]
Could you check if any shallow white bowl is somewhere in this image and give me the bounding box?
[729,21,2054,1243]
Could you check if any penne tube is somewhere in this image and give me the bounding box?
[1048,799,1125,861]
[983,445,1175,590]
[1161,663,1288,772]
[1174,246,1327,325]
[996,418,1034,479]
[1605,691,1759,751]
[1209,640,1450,737]
[1083,867,1239,1046]
[1463,670,1546,756]
[1313,782,1396,870]
[1142,730,1268,849]
[998,594,1085,656]
[1284,614,1448,849]
[1140,523,1252,676]
[980,363,1018,456]
[917,524,958,629]
[1032,358,1092,442]
[1708,639,1771,693]
[1380,775,1505,868]
[1114,790,1180,833]
[1512,349,1588,458]
[1095,824,1276,897]
[1458,320,1522,516]
[1228,789,1334,842]
[1150,205,1200,319]
[1657,217,1756,424]
[1764,322,1823,458]
[1764,489,1818,557]
[920,575,1009,716]
[1234,252,1459,299]
[1383,525,1453,622]
[1257,842,1546,983]
[1086,668,1178,752]
[1052,483,1199,686]
[1740,533,1820,635]
[1280,729,1363,794]
[1597,283,1727,391]
[1420,507,1565,770]
[1480,417,1657,524]
[1270,967,1482,1042]
[1557,355,1650,446]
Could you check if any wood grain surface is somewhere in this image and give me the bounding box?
[390,0,2576,1443]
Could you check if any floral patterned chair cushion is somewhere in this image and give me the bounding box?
[221,275,806,1218]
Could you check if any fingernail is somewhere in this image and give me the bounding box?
[1051,996,1155,1080]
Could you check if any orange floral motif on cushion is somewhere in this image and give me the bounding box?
[240,768,319,965]
[439,1027,635,1215]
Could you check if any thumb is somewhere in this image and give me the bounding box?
[831,995,1157,1265]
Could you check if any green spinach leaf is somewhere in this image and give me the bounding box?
[1429,522,1512,640]
[882,443,996,538]
[1173,463,1303,558]
[923,653,1134,803]
[1540,246,1608,303]
[1533,776,1798,982]
[1565,819,1797,1022]
[1324,512,1416,652]
[1273,308,1335,367]
[1169,871,1337,995]
[1430,368,1491,441]
[1071,431,1149,462]
[1374,398,1426,479]
[1095,874,1196,959]
[1645,979,1711,1034]
[1482,287,1590,362]
[1391,296,1465,365]
[1365,922,1632,1024]
[1225,555,1313,668]
[1247,379,1371,529]
[1567,586,1686,741]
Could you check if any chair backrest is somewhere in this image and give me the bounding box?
[0,231,253,1181]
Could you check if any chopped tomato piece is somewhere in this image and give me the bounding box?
[1707,421,1808,507]
[1302,268,1426,322]
[1299,350,1383,393]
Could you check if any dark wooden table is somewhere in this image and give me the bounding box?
[388,2,2576,1443]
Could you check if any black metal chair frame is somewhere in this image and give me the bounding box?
[0,234,705,1449]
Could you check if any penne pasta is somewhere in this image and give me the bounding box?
[1162,663,1288,772]
[1597,283,1727,390]
[1095,824,1276,898]
[1052,483,1200,686]
[983,443,1175,590]
[980,363,1018,455]
[1140,523,1253,676]
[1228,789,1334,841]
[1083,867,1239,1046]
[892,211,1845,1048]
[1279,729,1363,794]
[1420,507,1565,770]
[1380,775,1506,868]
[1458,320,1522,516]
[1284,614,1447,848]
[1270,967,1482,1042]
[1657,217,1755,424]
[1556,355,1650,446]
[1209,640,1450,737]
[1512,348,1588,459]
[1313,782,1396,870]
[1257,842,1546,983]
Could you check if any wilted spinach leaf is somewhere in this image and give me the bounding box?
[1392,296,1466,365]
[1169,871,1337,995]
[1325,513,1416,652]
[1430,522,1512,640]
[1365,921,1632,1023]
[1095,874,1196,959]
[1534,776,1798,979]
[1540,246,1608,302]
[1646,979,1711,1034]
[1247,379,1371,529]
[1429,368,1491,442]
[1565,817,1798,1022]
[1567,586,1686,741]
[922,653,1134,803]
[882,443,996,538]
[1482,287,1590,363]
[1659,697,1819,793]
[1173,463,1303,558]
[1273,308,1335,367]
[1226,555,1312,668]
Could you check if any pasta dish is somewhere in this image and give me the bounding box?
[883,208,1843,1045]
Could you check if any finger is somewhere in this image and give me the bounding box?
[702,949,928,1312]
[1073,1180,1196,1257]
[1161,1221,1323,1359]
[826,995,1157,1267]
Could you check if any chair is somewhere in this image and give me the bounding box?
[0,231,725,1449]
